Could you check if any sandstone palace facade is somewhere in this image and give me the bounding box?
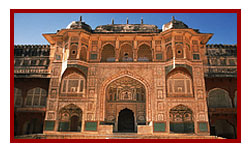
[14,17,237,139]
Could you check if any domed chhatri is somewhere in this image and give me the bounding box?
[162,16,189,32]
[66,16,92,32]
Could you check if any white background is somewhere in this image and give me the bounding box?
[1,0,249,149]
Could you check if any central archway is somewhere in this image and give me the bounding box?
[104,76,147,132]
[118,108,135,132]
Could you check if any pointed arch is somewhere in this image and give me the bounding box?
[101,44,115,62]
[58,104,82,132]
[60,68,86,96]
[137,44,152,62]
[166,67,193,97]
[166,44,173,61]
[99,72,152,122]
[80,45,87,61]
[119,44,133,62]
[169,104,194,133]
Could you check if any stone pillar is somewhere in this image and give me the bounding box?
[115,49,119,62]
[76,35,81,59]
[81,114,85,132]
[133,40,137,61]
[43,42,63,134]
[87,40,92,61]
[152,40,155,61]
[183,43,187,59]
[192,64,210,136]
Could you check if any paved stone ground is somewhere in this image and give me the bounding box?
[14,133,223,139]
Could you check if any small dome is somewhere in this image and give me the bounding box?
[162,16,189,31]
[66,17,92,32]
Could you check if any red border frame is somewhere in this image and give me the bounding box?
[10,9,241,143]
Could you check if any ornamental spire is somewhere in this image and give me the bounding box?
[172,16,175,21]
[141,17,143,24]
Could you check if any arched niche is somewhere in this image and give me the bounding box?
[58,104,82,132]
[119,44,133,62]
[101,44,115,62]
[169,104,194,133]
[166,45,173,61]
[80,46,87,61]
[60,68,86,97]
[69,44,78,59]
[175,44,184,58]
[105,76,146,128]
[166,68,193,97]
[208,88,232,108]
[100,73,152,123]
[106,76,145,102]
[137,44,152,62]
[186,44,191,60]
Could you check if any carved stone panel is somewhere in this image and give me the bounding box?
[157,102,165,111]
[88,89,95,98]
[51,78,59,87]
[157,89,164,99]
[46,111,55,120]
[196,78,202,87]
[87,113,94,121]
[52,67,60,76]
[198,113,206,121]
[157,113,165,121]
[50,89,57,98]
[48,101,56,111]
[197,89,204,99]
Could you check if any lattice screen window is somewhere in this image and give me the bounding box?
[167,70,193,97]
[120,44,133,62]
[61,73,85,94]
[137,44,152,62]
[25,87,47,107]
[14,88,23,107]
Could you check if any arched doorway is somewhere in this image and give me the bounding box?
[169,105,194,133]
[118,108,135,132]
[58,104,82,132]
[104,76,146,132]
[70,115,80,132]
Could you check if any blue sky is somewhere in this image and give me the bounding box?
[14,13,237,45]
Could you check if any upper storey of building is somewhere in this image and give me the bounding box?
[13,17,237,78]
[42,16,213,63]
